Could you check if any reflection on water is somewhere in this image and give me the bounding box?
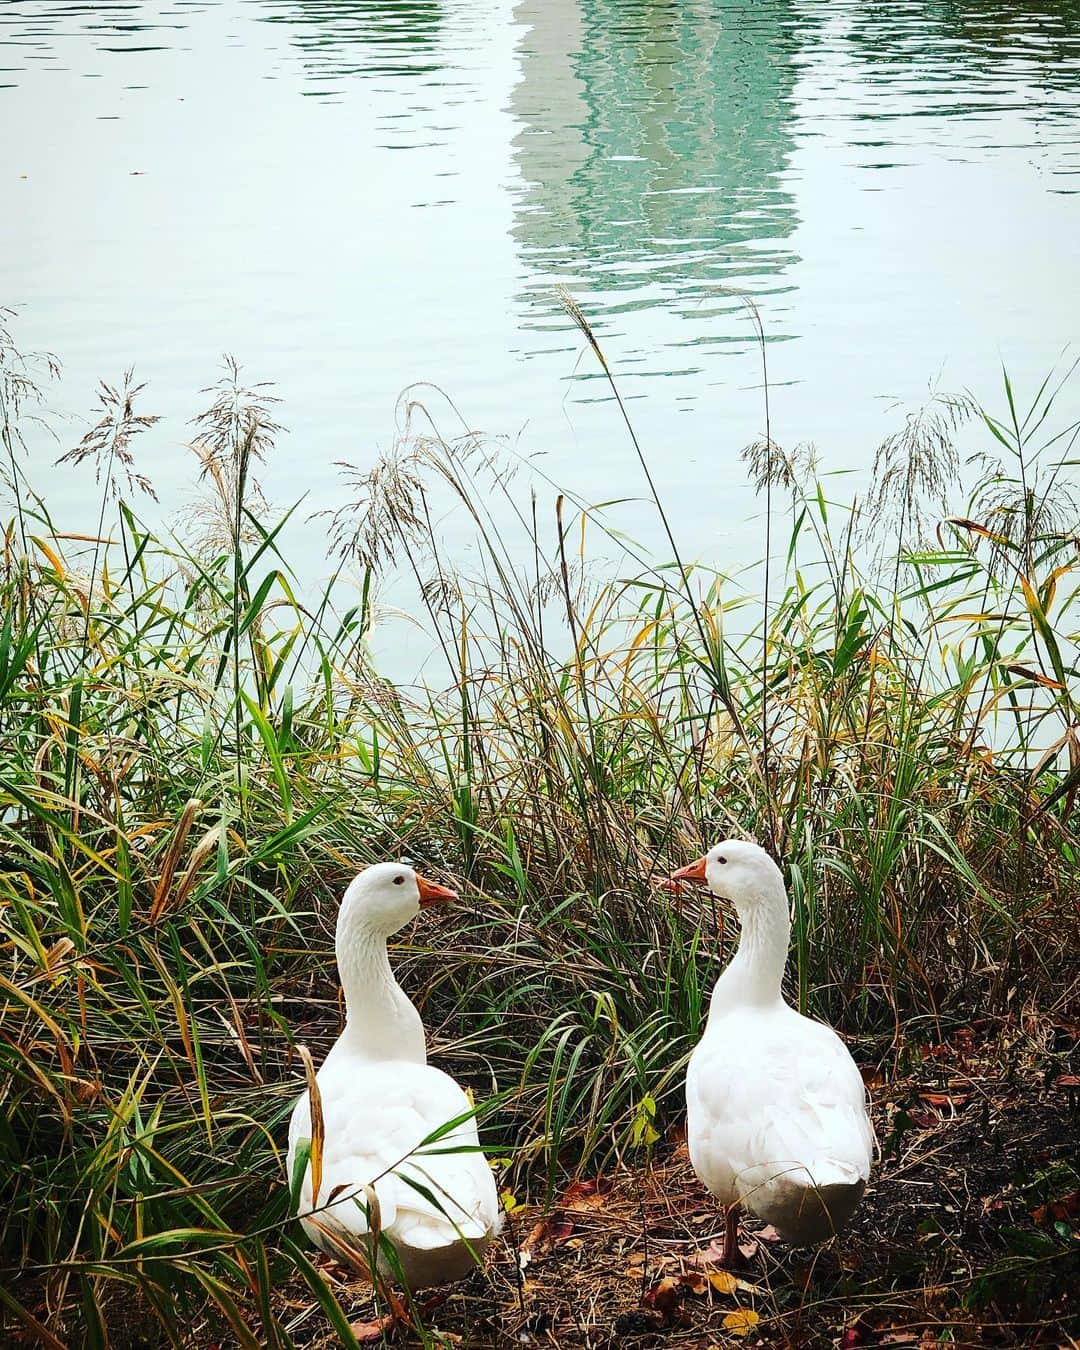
[0,1,449,86]
[0,0,1078,554]
[255,1,444,82]
[845,0,1080,106]
[509,0,1080,350]
[0,1,208,60]
[511,0,807,332]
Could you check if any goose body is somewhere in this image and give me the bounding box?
[672,842,873,1250]
[287,864,500,1290]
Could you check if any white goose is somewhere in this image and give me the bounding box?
[670,840,873,1263]
[287,863,500,1292]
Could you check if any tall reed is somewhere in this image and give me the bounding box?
[0,312,1077,1343]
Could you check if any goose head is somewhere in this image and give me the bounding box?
[670,839,785,914]
[339,861,458,938]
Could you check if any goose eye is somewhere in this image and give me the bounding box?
[393,875,405,885]
[717,856,727,865]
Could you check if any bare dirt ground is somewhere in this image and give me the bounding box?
[280,1013,1080,1350]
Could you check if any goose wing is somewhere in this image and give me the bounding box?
[287,1059,499,1255]
[688,1009,873,1203]
[745,1019,873,1190]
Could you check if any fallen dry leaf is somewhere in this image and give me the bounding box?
[918,1091,971,1110]
[722,1307,760,1336]
[708,1270,738,1295]
[561,1177,612,1210]
[1031,1189,1080,1226]
[520,1215,574,1264]
[641,1275,692,1328]
[859,1063,885,1090]
[349,1312,399,1344]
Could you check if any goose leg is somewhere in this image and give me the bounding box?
[720,1203,742,1267]
[690,1203,744,1268]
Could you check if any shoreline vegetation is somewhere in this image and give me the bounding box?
[1,303,1078,1346]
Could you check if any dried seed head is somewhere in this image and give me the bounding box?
[741,437,817,495]
[192,355,281,477]
[56,368,159,501]
[324,389,514,574]
[328,447,430,572]
[176,357,280,561]
[1,306,61,440]
[557,286,608,372]
[969,477,1080,579]
[865,388,978,543]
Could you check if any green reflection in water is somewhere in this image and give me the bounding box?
[845,0,1080,102]
[511,0,812,331]
[255,0,444,79]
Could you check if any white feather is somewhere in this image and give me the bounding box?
[285,864,501,1289]
[681,842,874,1246]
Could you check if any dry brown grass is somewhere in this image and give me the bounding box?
[264,1015,1079,1350]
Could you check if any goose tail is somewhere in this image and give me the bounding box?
[747,1159,867,1246]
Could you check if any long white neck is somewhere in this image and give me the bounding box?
[335,911,427,1064]
[709,875,791,1014]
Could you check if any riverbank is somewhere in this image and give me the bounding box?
[275,1016,1080,1347]
[1,337,1078,1345]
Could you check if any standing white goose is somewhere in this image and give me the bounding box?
[669,841,873,1264]
[287,863,500,1293]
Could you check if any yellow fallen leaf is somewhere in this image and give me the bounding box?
[709,1271,738,1294]
[722,1308,760,1336]
[499,1188,520,1213]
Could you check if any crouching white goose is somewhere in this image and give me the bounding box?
[669,840,873,1264]
[287,863,501,1295]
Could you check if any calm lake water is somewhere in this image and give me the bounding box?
[3,0,1080,622]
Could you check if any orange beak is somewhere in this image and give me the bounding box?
[416,873,459,909]
[669,856,708,886]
